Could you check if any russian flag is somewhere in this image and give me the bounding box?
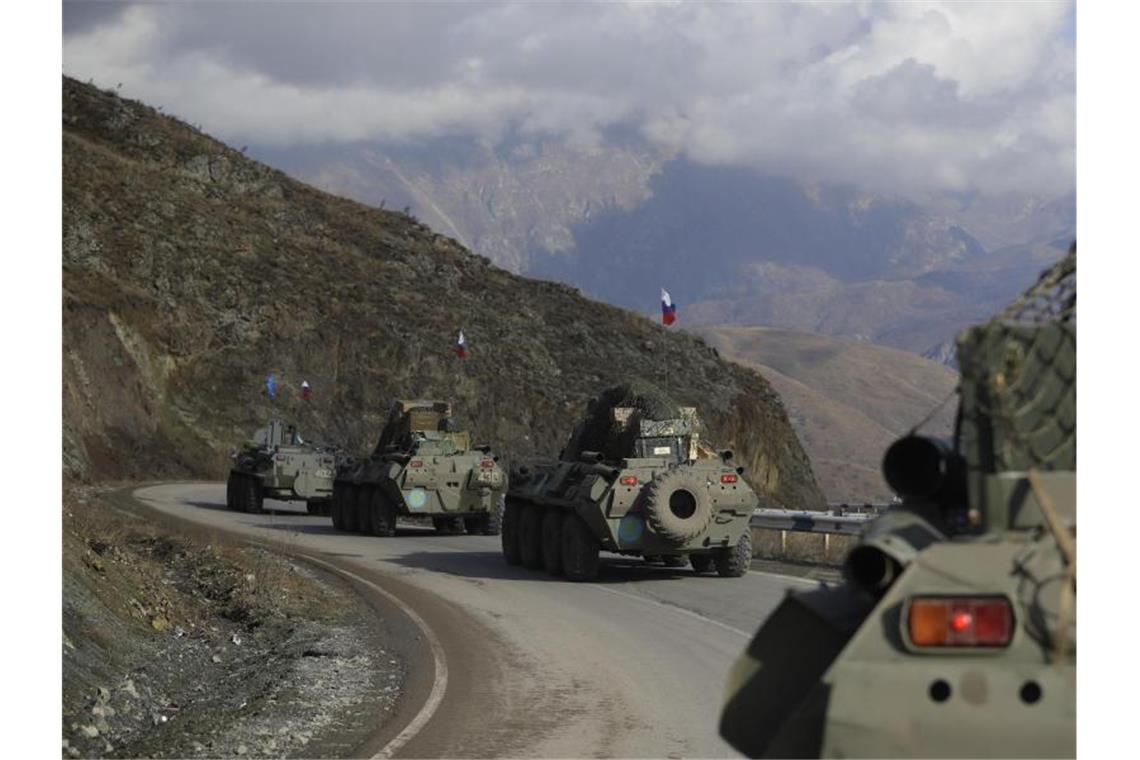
[456,329,467,359]
[300,380,312,401]
[661,289,677,326]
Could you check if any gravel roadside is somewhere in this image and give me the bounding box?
[63,485,406,758]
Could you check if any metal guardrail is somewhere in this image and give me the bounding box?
[750,505,886,536]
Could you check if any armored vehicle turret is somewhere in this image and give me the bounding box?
[720,246,1076,758]
[503,386,758,581]
[331,400,506,536]
[226,418,345,515]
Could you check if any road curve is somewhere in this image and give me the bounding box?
[132,483,816,759]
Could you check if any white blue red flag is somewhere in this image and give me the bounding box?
[456,329,467,359]
[301,380,312,401]
[661,289,677,326]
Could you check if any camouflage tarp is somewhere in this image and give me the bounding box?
[562,382,705,462]
[956,246,1076,473]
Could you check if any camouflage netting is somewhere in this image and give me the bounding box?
[561,382,702,462]
[956,245,1076,472]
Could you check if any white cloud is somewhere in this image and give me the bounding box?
[62,0,1075,198]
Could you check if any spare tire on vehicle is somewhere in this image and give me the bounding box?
[643,468,714,543]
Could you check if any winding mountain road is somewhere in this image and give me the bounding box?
[130,483,815,759]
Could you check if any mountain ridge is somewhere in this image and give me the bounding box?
[62,76,824,512]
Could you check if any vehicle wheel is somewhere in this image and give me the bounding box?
[643,468,714,543]
[305,500,319,515]
[370,489,397,537]
[519,507,544,569]
[541,509,564,576]
[243,475,264,514]
[343,485,361,532]
[662,555,687,568]
[715,531,753,578]
[643,554,663,564]
[561,513,600,582]
[502,501,523,565]
[331,482,346,531]
[226,472,238,511]
[690,553,715,575]
[464,514,487,535]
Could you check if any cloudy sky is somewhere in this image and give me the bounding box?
[63,1,1075,199]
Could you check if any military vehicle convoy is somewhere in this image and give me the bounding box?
[331,400,507,537]
[503,386,758,581]
[226,418,344,515]
[720,246,1076,758]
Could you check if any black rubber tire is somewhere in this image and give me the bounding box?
[715,531,753,578]
[643,468,714,543]
[344,485,361,533]
[541,509,564,576]
[464,514,488,535]
[519,507,544,570]
[690,553,715,575]
[225,472,238,511]
[370,488,397,537]
[561,513,600,582]
[305,500,319,515]
[243,475,264,514]
[662,555,687,568]
[234,474,248,513]
[502,501,522,565]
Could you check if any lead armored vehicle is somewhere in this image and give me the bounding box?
[503,386,758,581]
[720,246,1076,758]
[226,418,344,515]
[331,400,506,536]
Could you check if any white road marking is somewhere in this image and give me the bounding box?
[296,554,450,760]
[589,584,753,639]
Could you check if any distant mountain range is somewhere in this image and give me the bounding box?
[265,139,1073,357]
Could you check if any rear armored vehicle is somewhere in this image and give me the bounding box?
[331,400,506,536]
[226,418,344,515]
[504,386,758,581]
[720,246,1077,758]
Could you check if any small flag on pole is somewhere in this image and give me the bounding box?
[456,330,467,359]
[301,380,312,401]
[661,288,677,326]
[266,373,276,400]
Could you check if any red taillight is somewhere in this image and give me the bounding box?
[481,459,495,468]
[619,475,639,486]
[720,473,738,484]
[906,596,1013,648]
[410,460,423,468]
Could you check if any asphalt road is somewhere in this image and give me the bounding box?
[133,483,817,759]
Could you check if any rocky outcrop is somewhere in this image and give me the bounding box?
[62,77,824,510]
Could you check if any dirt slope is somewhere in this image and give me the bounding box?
[61,77,823,510]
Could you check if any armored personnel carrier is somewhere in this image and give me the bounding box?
[331,400,506,537]
[720,246,1076,758]
[226,418,344,515]
[503,386,758,581]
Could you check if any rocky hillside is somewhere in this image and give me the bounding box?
[693,327,958,502]
[62,77,823,510]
